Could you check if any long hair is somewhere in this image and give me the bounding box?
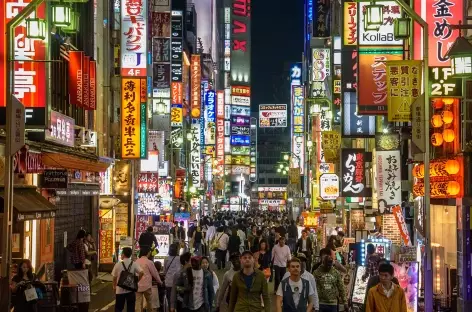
[15,259,34,281]
[201,256,213,274]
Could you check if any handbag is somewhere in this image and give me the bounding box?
[117,261,138,292]
[24,285,38,302]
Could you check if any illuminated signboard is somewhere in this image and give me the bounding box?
[217,90,225,119]
[358,1,402,46]
[232,146,250,155]
[231,85,251,97]
[0,0,47,127]
[232,116,250,125]
[171,11,183,82]
[190,122,201,188]
[231,105,250,116]
[429,67,462,97]
[232,95,250,106]
[250,117,257,182]
[231,125,250,135]
[292,135,305,174]
[343,2,358,45]
[341,149,368,197]
[231,0,251,85]
[204,90,216,145]
[292,86,304,133]
[231,135,250,146]
[45,111,75,147]
[121,0,147,76]
[121,78,148,159]
[414,0,462,66]
[342,92,375,137]
[191,55,201,117]
[216,119,225,167]
[311,48,330,98]
[259,104,287,128]
[320,173,340,200]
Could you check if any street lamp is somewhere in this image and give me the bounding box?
[154,99,167,114]
[394,17,411,39]
[61,11,79,34]
[364,2,384,31]
[283,154,290,161]
[52,3,72,27]
[25,17,46,40]
[446,36,472,77]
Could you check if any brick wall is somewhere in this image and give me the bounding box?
[382,214,402,245]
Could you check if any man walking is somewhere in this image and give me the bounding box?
[313,253,347,312]
[214,227,229,270]
[135,247,162,312]
[296,230,314,272]
[272,236,291,293]
[111,247,144,312]
[366,263,407,312]
[228,251,270,312]
[276,258,317,312]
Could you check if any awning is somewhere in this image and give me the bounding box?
[0,187,56,221]
[42,152,111,172]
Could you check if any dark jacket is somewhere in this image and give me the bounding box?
[171,268,214,311]
[228,235,241,253]
[229,270,270,312]
[280,277,311,312]
[296,237,313,255]
[139,231,158,250]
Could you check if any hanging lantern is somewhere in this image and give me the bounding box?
[431,115,443,128]
[431,133,444,146]
[433,99,444,109]
[52,3,72,27]
[447,181,461,196]
[25,17,47,40]
[443,98,455,105]
[442,129,455,142]
[412,165,424,178]
[445,159,460,175]
[441,111,454,124]
[364,3,384,31]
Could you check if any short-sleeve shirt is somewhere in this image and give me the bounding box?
[111,258,143,294]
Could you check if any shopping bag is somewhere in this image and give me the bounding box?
[24,286,38,302]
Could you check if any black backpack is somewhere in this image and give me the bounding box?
[117,261,138,292]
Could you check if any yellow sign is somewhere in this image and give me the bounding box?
[231,156,250,166]
[321,131,341,162]
[387,60,423,122]
[343,2,358,45]
[289,168,300,185]
[121,78,147,159]
[303,212,319,227]
[171,104,183,127]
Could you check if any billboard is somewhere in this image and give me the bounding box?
[343,2,358,46]
[230,0,251,85]
[121,0,147,76]
[342,92,375,137]
[204,90,216,145]
[171,11,183,82]
[190,55,201,118]
[358,47,403,115]
[358,1,402,46]
[341,149,367,197]
[190,123,201,188]
[259,104,287,128]
[121,78,148,159]
[312,48,331,98]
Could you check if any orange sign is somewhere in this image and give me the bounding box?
[231,85,251,97]
[391,205,411,246]
[190,55,201,117]
[171,82,183,104]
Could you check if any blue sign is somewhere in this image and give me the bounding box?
[290,63,302,86]
[231,135,250,146]
[342,92,375,137]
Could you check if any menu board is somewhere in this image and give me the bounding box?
[99,209,114,264]
[115,201,129,241]
[351,266,368,309]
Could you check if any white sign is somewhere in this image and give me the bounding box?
[259,104,287,128]
[259,199,286,205]
[231,106,250,116]
[121,0,147,76]
[46,110,75,147]
[320,173,340,200]
[232,95,251,106]
[155,234,169,256]
[376,150,401,208]
[312,49,331,81]
[190,123,201,188]
[359,1,402,46]
[231,166,250,175]
[292,135,305,174]
[258,187,286,192]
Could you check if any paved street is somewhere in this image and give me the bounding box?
[88,265,278,312]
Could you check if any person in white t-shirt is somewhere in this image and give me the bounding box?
[276,258,316,312]
[214,227,229,270]
[271,236,291,293]
[111,247,144,312]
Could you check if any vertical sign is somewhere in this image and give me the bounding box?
[341,149,367,197]
[121,0,147,76]
[205,90,216,145]
[83,56,90,109]
[190,55,201,118]
[249,117,257,182]
[414,0,463,66]
[376,150,402,208]
[311,48,331,98]
[171,11,183,82]
[387,60,422,122]
[343,2,358,45]
[231,0,251,85]
[69,51,84,107]
[292,86,305,173]
[121,78,148,159]
[190,122,201,187]
[216,91,225,171]
[89,60,97,110]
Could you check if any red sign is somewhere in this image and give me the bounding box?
[137,172,159,193]
[392,205,411,246]
[89,61,97,110]
[216,119,225,167]
[83,56,90,109]
[231,85,251,97]
[190,55,201,117]
[0,1,47,109]
[171,82,182,104]
[135,215,152,247]
[13,146,44,174]
[69,51,84,107]
[232,0,249,52]
[414,0,463,66]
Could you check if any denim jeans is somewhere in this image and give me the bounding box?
[115,292,136,312]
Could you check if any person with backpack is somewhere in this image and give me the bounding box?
[212,227,229,270]
[111,247,144,312]
[276,258,317,312]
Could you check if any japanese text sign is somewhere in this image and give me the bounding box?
[231,85,251,97]
[171,11,183,82]
[292,135,305,174]
[414,0,463,66]
[259,104,287,128]
[217,90,225,119]
[205,90,216,145]
[312,49,331,82]
[343,2,358,45]
[292,86,305,133]
[376,150,402,208]
[121,78,148,159]
[121,0,148,76]
[191,55,201,117]
[359,1,402,46]
[358,48,403,115]
[342,92,376,137]
[387,60,423,122]
[429,66,462,97]
[69,51,84,107]
[137,172,159,193]
[45,111,75,147]
[320,173,340,200]
[170,104,183,126]
[231,0,251,85]
[341,149,367,197]
[190,122,201,188]
[392,205,411,246]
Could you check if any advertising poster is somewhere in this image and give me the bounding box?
[99,209,114,264]
[392,262,419,312]
[121,0,147,76]
[137,193,161,215]
[259,104,287,127]
[135,215,153,247]
[387,60,423,122]
[358,48,403,115]
[319,173,340,200]
[341,149,367,197]
[358,1,402,46]
[155,234,170,256]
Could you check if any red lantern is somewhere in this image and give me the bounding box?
[445,159,460,175]
[441,111,454,124]
[431,115,443,128]
[442,129,455,143]
[447,181,460,196]
[431,133,443,146]
[433,99,444,109]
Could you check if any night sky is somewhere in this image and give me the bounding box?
[251,0,304,109]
